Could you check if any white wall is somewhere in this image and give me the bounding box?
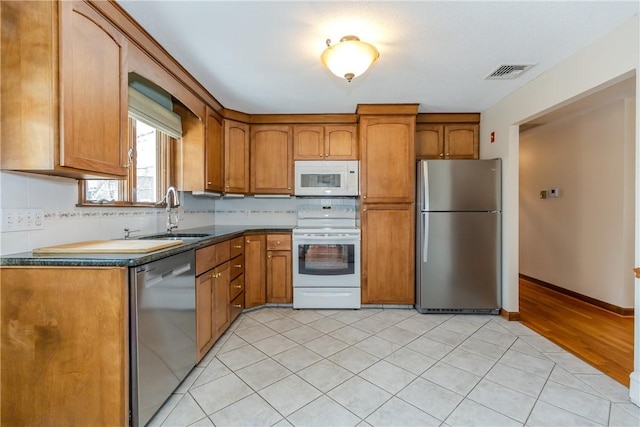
[481,14,639,313]
[0,171,215,255]
[519,99,635,308]
[481,15,639,403]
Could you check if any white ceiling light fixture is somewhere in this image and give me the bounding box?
[320,35,380,82]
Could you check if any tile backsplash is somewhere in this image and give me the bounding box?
[1,171,356,255]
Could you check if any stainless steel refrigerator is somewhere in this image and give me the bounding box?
[416,159,501,314]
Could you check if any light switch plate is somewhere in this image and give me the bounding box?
[1,209,45,232]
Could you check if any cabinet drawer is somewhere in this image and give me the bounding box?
[229,274,244,302]
[230,236,244,259]
[196,240,231,276]
[230,254,244,280]
[230,292,244,323]
[266,234,291,250]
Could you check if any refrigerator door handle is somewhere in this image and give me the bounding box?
[422,161,429,211]
[422,212,429,263]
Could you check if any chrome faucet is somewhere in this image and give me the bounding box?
[159,186,181,234]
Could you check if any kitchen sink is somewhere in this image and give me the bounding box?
[138,233,212,241]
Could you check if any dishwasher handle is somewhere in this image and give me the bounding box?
[144,263,192,288]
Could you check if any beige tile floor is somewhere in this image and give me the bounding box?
[148,307,639,427]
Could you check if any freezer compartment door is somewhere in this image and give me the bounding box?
[418,159,501,212]
[416,211,500,312]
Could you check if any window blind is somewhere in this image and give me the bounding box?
[128,87,182,139]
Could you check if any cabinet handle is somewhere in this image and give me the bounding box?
[124,148,133,168]
[234,284,242,289]
[233,304,242,309]
[234,264,242,268]
[233,245,242,249]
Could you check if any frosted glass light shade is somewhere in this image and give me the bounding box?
[320,35,379,82]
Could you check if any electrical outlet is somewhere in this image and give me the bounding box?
[1,209,45,232]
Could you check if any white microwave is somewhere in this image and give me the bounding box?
[294,160,359,196]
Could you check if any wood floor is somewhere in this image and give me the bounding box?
[519,277,634,386]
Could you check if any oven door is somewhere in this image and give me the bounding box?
[292,232,360,288]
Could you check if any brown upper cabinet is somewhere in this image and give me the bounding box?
[224,120,250,194]
[415,114,479,160]
[250,125,293,194]
[1,1,129,178]
[293,125,358,160]
[174,104,224,193]
[359,115,416,204]
[205,109,224,192]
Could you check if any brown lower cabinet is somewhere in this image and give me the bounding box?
[245,233,293,308]
[266,234,293,304]
[361,203,415,304]
[244,234,266,309]
[1,266,129,426]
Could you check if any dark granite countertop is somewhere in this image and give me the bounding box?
[0,225,293,267]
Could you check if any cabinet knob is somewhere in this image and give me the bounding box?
[439,153,444,158]
[446,153,450,156]
[363,207,367,212]
[267,255,271,259]
[276,241,281,245]
[287,187,291,190]
[207,181,212,185]
[226,185,230,188]
[363,195,367,199]
[319,154,323,157]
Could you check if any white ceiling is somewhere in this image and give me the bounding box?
[117,1,638,115]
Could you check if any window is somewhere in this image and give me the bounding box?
[80,117,174,206]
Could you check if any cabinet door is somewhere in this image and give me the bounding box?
[205,109,224,192]
[250,125,293,194]
[267,250,292,304]
[360,116,415,203]
[196,271,214,360]
[416,124,444,159]
[325,125,358,159]
[213,262,230,340]
[293,125,324,160]
[445,124,479,159]
[1,267,128,426]
[244,234,266,308]
[60,1,128,176]
[361,204,415,304]
[224,120,250,193]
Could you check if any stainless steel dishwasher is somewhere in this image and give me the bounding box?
[130,250,196,427]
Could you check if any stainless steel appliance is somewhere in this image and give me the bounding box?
[294,160,359,196]
[130,250,196,426]
[293,204,361,308]
[416,159,501,314]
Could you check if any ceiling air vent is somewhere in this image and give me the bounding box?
[485,64,534,80]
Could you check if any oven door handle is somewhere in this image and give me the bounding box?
[294,234,360,241]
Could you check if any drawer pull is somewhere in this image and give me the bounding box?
[234,264,242,268]
[233,245,242,249]
[234,284,242,289]
[233,304,242,309]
